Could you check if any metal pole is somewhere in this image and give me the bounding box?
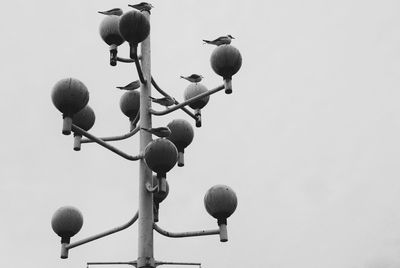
[137,11,154,268]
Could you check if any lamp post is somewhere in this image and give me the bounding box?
[50,4,242,268]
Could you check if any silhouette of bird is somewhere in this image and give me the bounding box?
[116,80,141,90]
[128,2,153,13]
[141,127,171,138]
[150,96,176,107]
[203,35,234,46]
[180,74,203,83]
[98,8,123,16]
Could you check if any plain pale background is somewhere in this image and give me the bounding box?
[1,0,400,267]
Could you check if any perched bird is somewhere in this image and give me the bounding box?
[180,74,203,83]
[203,35,234,46]
[128,2,153,13]
[98,8,123,16]
[150,96,176,107]
[141,127,171,138]
[116,80,141,90]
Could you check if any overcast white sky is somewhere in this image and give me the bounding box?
[1,0,400,268]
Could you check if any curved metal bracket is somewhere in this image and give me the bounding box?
[71,125,142,161]
[81,112,140,144]
[132,51,146,84]
[153,223,219,238]
[81,125,140,144]
[145,182,158,193]
[151,77,197,120]
[149,85,225,116]
[67,211,139,251]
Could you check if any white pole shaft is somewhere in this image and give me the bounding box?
[137,11,154,268]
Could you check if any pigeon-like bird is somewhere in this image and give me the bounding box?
[180,74,203,83]
[203,35,234,46]
[150,96,176,107]
[98,8,123,16]
[128,2,153,13]
[116,80,141,90]
[141,127,171,138]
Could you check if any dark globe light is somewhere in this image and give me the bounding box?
[183,83,209,110]
[204,185,237,242]
[72,106,95,151]
[144,139,178,202]
[120,90,140,129]
[119,11,150,58]
[51,78,89,135]
[167,119,194,167]
[99,16,125,66]
[144,139,178,178]
[183,83,209,128]
[99,16,125,46]
[51,206,84,243]
[210,45,242,94]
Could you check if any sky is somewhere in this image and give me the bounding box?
[1,0,400,268]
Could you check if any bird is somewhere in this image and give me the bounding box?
[98,8,123,16]
[180,74,203,83]
[203,35,234,46]
[141,127,171,138]
[150,96,176,107]
[116,80,141,90]
[128,2,153,13]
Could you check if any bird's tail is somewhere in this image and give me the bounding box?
[98,11,106,15]
[180,76,185,79]
[202,40,211,44]
[116,86,123,89]
[141,127,150,133]
[149,96,156,100]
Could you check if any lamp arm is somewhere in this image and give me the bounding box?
[71,124,142,161]
[87,261,136,267]
[153,223,219,238]
[81,112,140,144]
[66,212,139,250]
[149,85,224,116]
[132,51,146,84]
[150,77,197,120]
[155,261,201,267]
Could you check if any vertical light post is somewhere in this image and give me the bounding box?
[137,11,154,268]
[50,3,242,268]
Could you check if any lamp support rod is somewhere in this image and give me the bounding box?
[149,85,225,116]
[71,124,142,161]
[66,212,139,250]
[153,223,219,238]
